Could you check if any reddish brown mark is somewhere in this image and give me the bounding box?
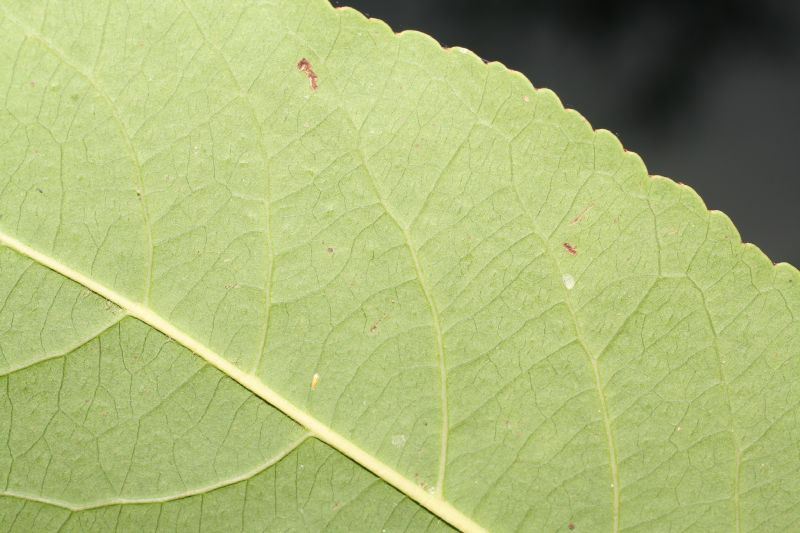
[297,58,319,91]
[568,523,576,530]
[563,242,577,256]
[570,205,593,225]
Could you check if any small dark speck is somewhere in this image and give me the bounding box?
[36,188,43,194]
[568,523,576,530]
[326,246,334,254]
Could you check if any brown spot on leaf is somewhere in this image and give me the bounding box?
[563,242,577,256]
[369,313,389,334]
[326,246,334,254]
[570,205,593,224]
[568,523,576,530]
[297,58,318,91]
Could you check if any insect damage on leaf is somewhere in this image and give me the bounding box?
[563,242,578,256]
[297,58,319,90]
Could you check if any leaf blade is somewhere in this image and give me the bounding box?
[1,1,798,531]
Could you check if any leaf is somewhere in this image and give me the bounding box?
[0,1,798,531]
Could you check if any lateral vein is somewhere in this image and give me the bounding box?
[1,434,310,512]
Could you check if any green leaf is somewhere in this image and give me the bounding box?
[0,1,798,531]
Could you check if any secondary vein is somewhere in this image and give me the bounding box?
[1,434,310,512]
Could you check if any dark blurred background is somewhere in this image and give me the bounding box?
[335,0,800,265]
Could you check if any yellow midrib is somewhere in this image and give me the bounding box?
[0,230,486,533]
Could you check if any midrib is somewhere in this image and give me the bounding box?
[0,230,485,533]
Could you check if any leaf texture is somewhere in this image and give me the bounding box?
[0,1,798,532]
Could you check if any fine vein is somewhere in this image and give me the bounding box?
[0,7,157,304]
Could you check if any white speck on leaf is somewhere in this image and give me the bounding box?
[391,434,407,448]
[311,373,320,390]
[562,273,576,290]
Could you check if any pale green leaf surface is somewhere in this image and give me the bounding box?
[0,1,798,532]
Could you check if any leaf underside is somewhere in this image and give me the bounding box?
[0,1,798,532]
